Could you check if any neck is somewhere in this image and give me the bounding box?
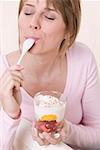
[22,50,61,75]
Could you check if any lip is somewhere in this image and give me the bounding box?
[26,37,40,42]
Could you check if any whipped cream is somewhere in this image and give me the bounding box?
[35,94,63,107]
[34,94,66,122]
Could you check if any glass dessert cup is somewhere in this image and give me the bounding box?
[33,91,66,136]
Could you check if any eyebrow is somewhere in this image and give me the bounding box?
[24,3,58,13]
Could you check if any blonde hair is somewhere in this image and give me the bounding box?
[18,0,81,55]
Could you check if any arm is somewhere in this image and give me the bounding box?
[61,51,100,149]
[0,108,20,150]
[0,55,23,149]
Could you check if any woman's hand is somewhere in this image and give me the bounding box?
[32,120,68,145]
[0,65,24,119]
[60,120,69,143]
[32,127,62,146]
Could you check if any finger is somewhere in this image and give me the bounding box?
[32,123,50,145]
[42,132,61,145]
[38,133,50,145]
[12,76,23,86]
[32,135,44,146]
[13,81,21,91]
[56,121,64,132]
[60,121,68,142]
[43,139,50,145]
[60,129,66,142]
[9,65,24,71]
[8,73,23,89]
[38,132,50,145]
[1,69,23,87]
[32,128,44,146]
[52,133,62,143]
[53,133,60,139]
[8,80,21,91]
[1,76,20,95]
[10,70,24,81]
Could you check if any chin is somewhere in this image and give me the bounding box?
[29,45,45,55]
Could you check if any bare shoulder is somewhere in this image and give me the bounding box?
[6,50,20,66]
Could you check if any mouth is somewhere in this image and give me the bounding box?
[26,37,40,43]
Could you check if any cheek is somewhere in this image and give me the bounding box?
[43,24,66,43]
[18,15,28,43]
[18,15,26,32]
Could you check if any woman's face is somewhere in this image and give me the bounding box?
[19,0,66,54]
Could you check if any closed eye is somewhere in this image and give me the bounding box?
[24,12,32,15]
[45,16,55,20]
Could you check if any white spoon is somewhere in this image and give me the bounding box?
[17,38,35,65]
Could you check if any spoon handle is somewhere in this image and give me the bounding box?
[17,53,24,65]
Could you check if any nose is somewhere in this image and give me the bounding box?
[29,15,41,30]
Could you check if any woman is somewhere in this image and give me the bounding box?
[0,0,100,149]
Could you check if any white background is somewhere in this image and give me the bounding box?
[0,0,100,71]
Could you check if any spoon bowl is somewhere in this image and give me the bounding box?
[17,38,35,65]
